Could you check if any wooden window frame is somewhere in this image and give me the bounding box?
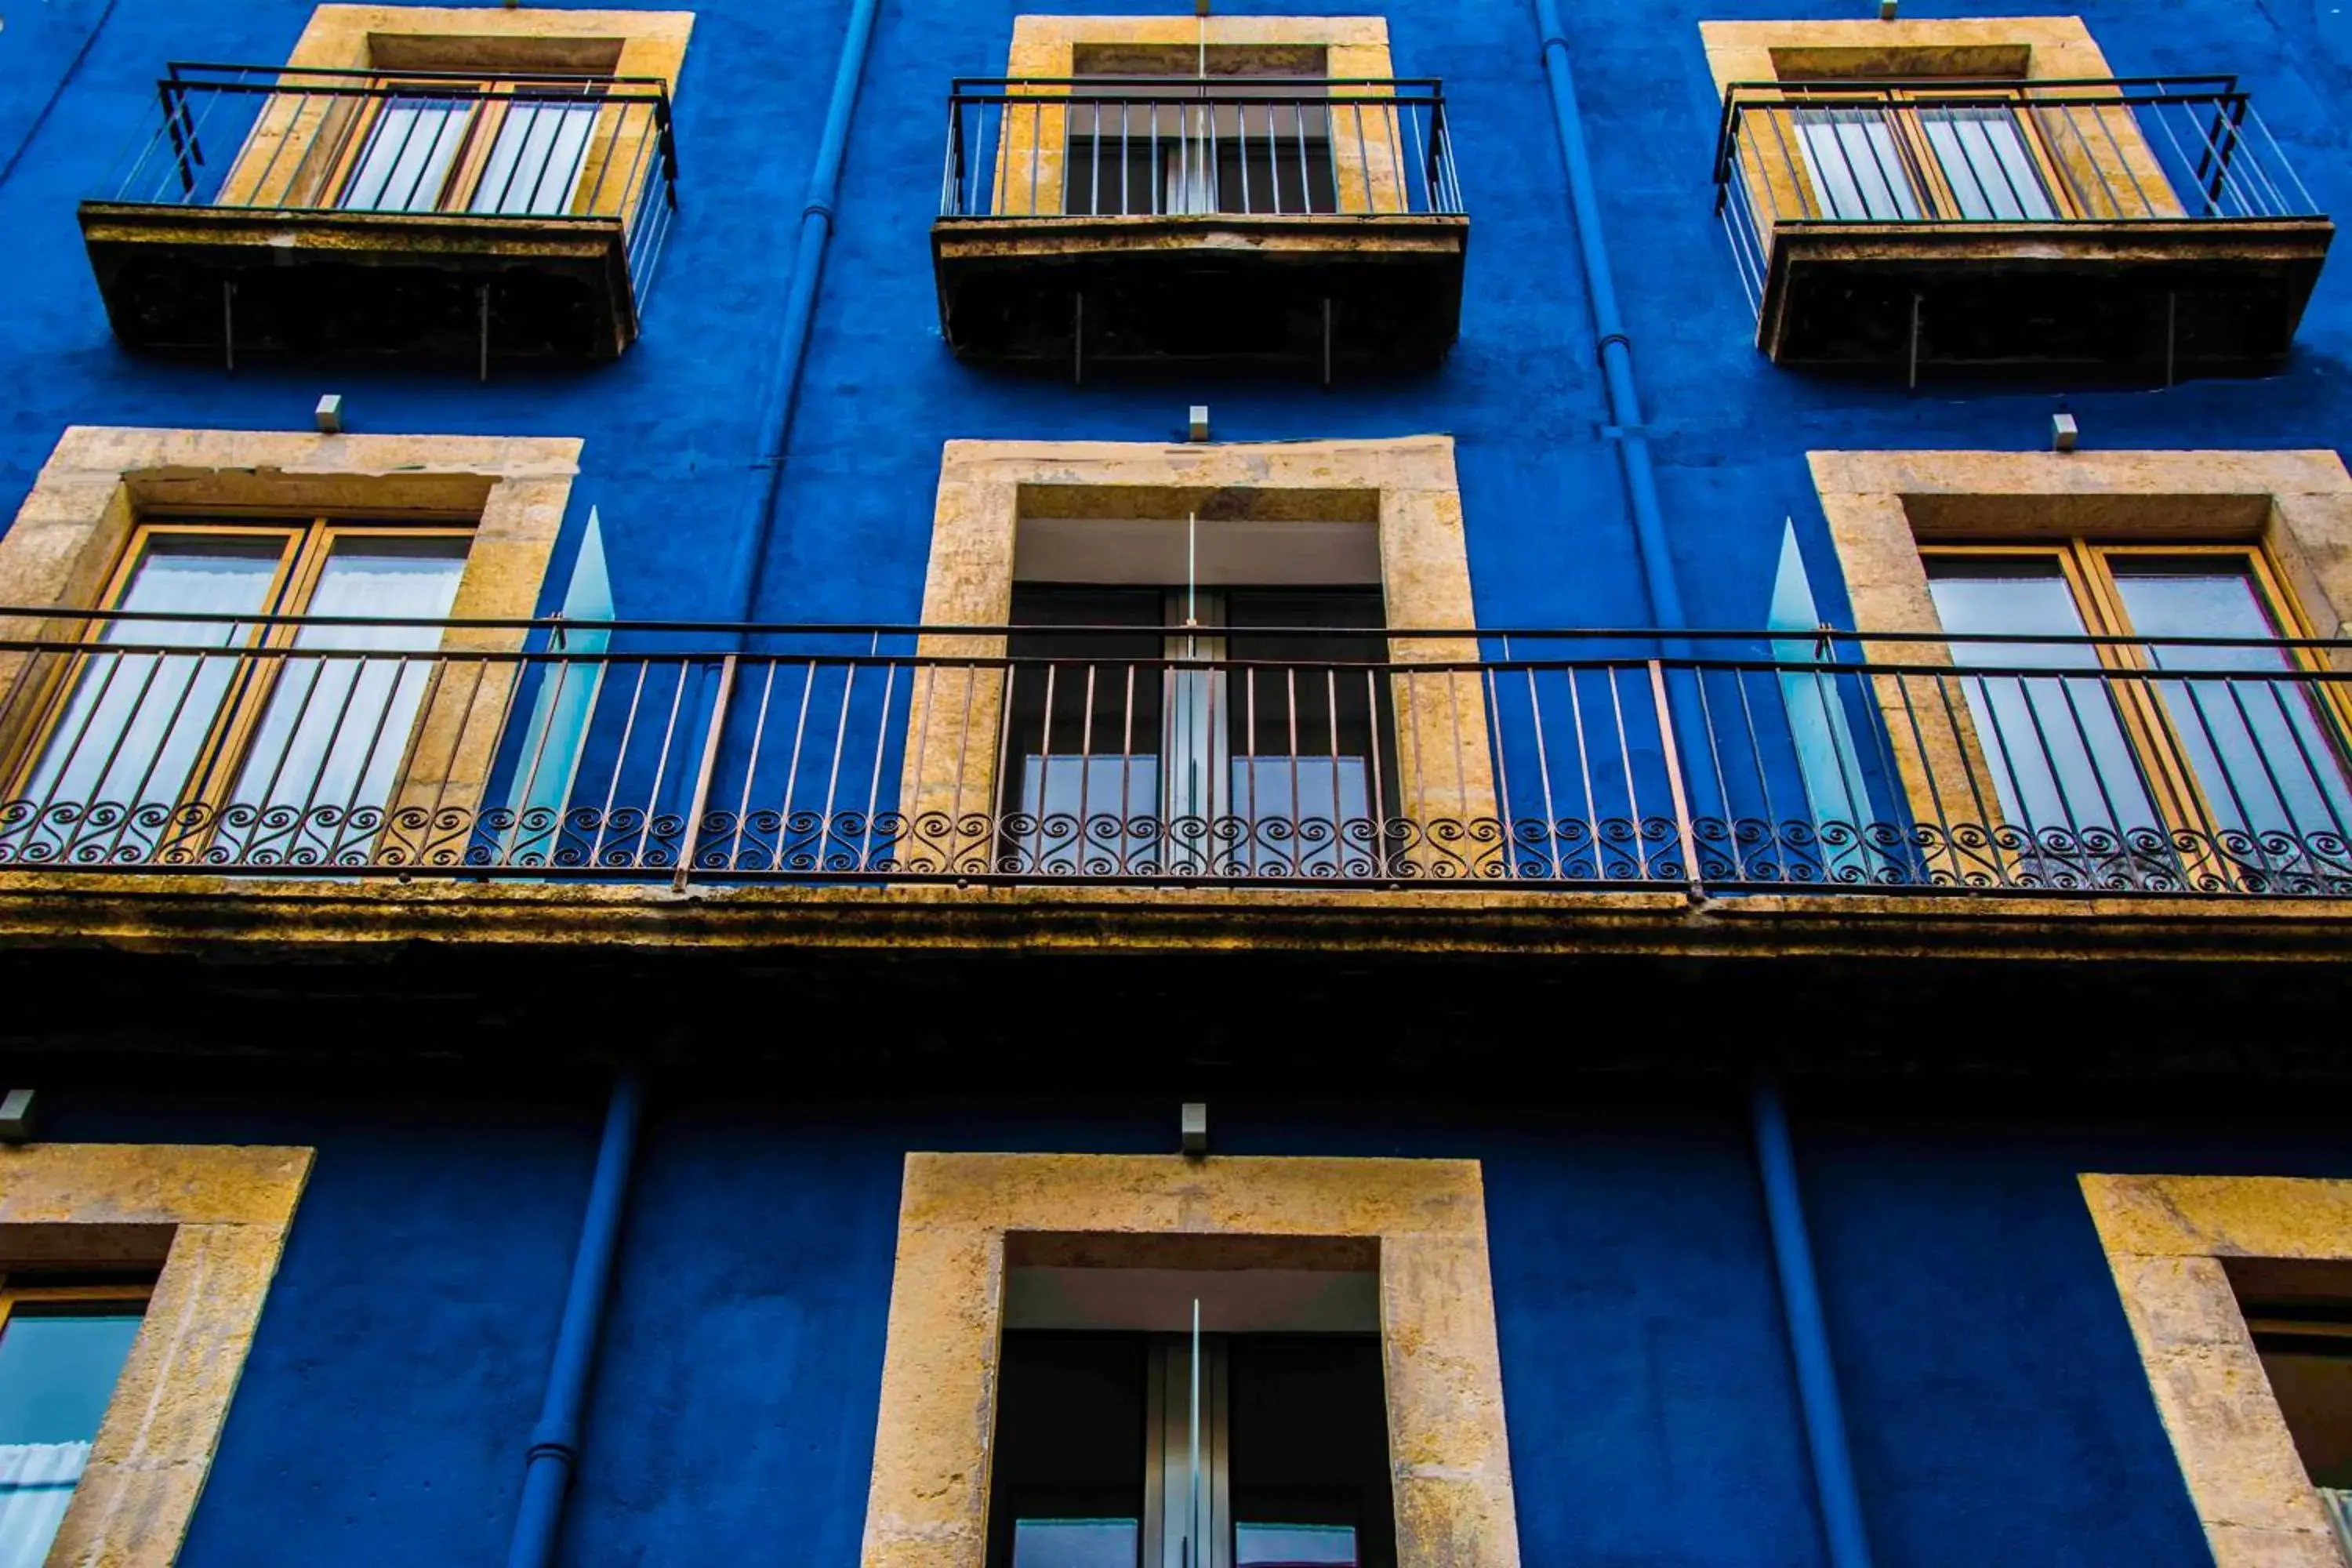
[3,517,475,851]
[0,1275,156,1326]
[1785,82,2076,223]
[1918,535,2352,876]
[303,71,618,217]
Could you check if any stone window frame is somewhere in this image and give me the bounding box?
[1806,448,2352,881]
[993,16,1403,220]
[858,1152,1522,1568]
[222,5,695,227]
[904,436,1497,875]
[2081,1173,2352,1568]
[0,426,582,861]
[0,1141,313,1568]
[1698,18,2182,238]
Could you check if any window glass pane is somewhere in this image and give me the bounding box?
[15,536,285,862]
[223,536,468,862]
[470,96,600,216]
[0,1308,144,1567]
[987,1334,1145,1568]
[342,96,473,212]
[1223,591,1388,874]
[1795,108,1922,221]
[1005,589,1167,866]
[1926,557,2161,845]
[1226,1336,1392,1568]
[1919,107,2056,220]
[2109,560,2352,864]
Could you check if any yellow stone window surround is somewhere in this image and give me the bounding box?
[220,5,695,227]
[1699,18,2182,244]
[0,1141,313,1568]
[992,16,1403,219]
[1806,448,2352,878]
[2082,1173,2352,1568]
[858,1152,1523,1568]
[0,425,583,854]
[906,435,1497,874]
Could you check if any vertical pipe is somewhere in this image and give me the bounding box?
[1530,0,1686,629]
[1751,1073,1875,1568]
[506,1067,646,1568]
[729,0,885,621]
[0,0,121,194]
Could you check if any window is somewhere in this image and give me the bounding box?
[1792,85,2059,223]
[0,1272,151,1566]
[332,73,609,216]
[1922,541,2352,880]
[13,520,469,863]
[1001,586,1395,874]
[1065,53,1337,217]
[985,1253,1395,1568]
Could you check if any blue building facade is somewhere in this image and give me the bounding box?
[3,3,2352,1567]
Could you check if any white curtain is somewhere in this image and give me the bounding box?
[221,542,466,861]
[14,539,282,862]
[0,1442,89,1568]
[342,96,473,212]
[470,99,599,216]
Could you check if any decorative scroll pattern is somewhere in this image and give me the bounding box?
[9,799,2350,895]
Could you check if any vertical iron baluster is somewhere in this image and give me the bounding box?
[819,661,856,869]
[1526,662,1563,881]
[775,658,818,873]
[587,662,651,869]
[730,661,778,871]
[673,653,738,890]
[1649,659,1702,896]
[858,655,896,873]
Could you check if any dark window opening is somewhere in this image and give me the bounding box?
[986,1329,1394,1568]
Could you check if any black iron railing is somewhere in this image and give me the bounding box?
[942,78,1462,220]
[95,64,680,296]
[0,613,2347,898]
[1711,75,2321,318]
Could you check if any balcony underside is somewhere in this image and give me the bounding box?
[79,202,640,365]
[1758,219,2334,372]
[3,877,2352,1080]
[933,214,1467,372]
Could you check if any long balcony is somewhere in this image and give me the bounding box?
[81,65,678,369]
[1713,76,2332,377]
[933,78,1467,377]
[1,611,2348,903]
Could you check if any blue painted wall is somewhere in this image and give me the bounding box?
[44,1086,2352,1566]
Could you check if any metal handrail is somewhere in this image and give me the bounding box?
[1711,74,2323,328]
[2,617,2349,895]
[94,63,681,293]
[941,75,1461,220]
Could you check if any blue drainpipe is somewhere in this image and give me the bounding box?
[1751,1073,1876,1568]
[505,1067,646,1568]
[0,0,121,193]
[728,0,885,622]
[1531,0,1687,628]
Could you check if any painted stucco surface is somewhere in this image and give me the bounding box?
[8,0,2352,1565]
[27,1091,2352,1566]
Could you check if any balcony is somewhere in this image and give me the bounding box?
[80,64,678,369]
[1713,76,2332,376]
[0,611,2347,902]
[933,78,1467,377]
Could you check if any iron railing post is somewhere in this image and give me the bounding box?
[1649,658,1704,898]
[673,652,737,891]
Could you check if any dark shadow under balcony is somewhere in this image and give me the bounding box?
[1713,76,2333,378]
[933,78,1468,378]
[80,64,678,370]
